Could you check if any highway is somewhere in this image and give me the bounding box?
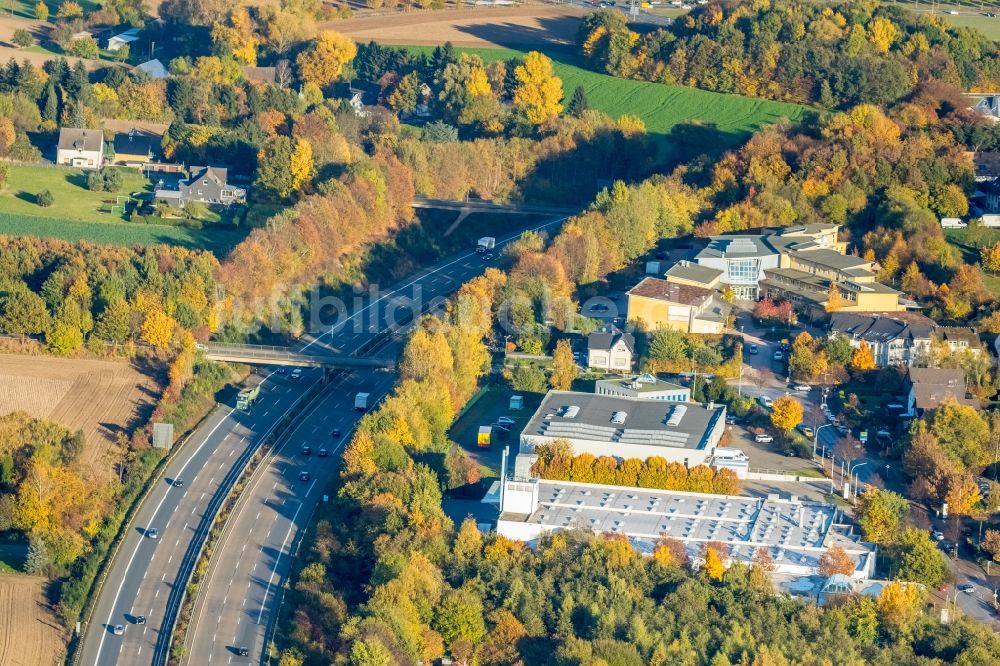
[78,370,323,666]
[74,214,567,666]
[179,216,568,665]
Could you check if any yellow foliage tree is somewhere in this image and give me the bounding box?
[770,395,803,434]
[877,582,923,634]
[35,1,48,21]
[549,339,578,391]
[56,0,83,19]
[211,8,259,66]
[141,309,176,349]
[703,546,725,581]
[850,341,877,371]
[512,51,563,125]
[289,138,314,193]
[869,17,899,53]
[296,31,356,87]
[466,66,492,98]
[825,281,847,312]
[981,241,1000,273]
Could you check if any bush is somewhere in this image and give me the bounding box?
[87,168,124,192]
[36,189,54,207]
[12,29,33,48]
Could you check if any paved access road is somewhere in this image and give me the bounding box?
[180,216,568,665]
[79,370,323,666]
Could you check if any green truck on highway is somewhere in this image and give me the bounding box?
[237,381,261,410]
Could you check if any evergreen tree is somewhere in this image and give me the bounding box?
[24,534,52,575]
[42,81,59,123]
[568,85,589,117]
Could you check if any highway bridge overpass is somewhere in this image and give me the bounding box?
[199,342,394,369]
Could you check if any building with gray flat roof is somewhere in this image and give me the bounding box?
[595,374,690,402]
[519,390,726,465]
[496,479,877,579]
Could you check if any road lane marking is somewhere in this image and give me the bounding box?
[93,409,235,662]
[256,500,306,624]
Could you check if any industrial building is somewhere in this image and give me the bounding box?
[519,390,727,467]
[496,478,877,580]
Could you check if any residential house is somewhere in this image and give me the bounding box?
[112,127,159,167]
[965,93,1000,121]
[154,166,247,209]
[56,128,104,169]
[348,84,380,117]
[135,59,168,80]
[586,326,635,372]
[107,28,140,52]
[626,277,730,334]
[934,327,984,357]
[905,367,979,416]
[828,312,935,368]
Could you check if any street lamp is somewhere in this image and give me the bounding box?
[849,461,869,499]
[813,423,834,459]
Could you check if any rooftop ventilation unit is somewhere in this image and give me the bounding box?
[728,238,757,254]
[610,411,627,425]
[563,405,580,419]
[665,404,687,427]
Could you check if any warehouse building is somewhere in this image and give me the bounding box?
[496,479,877,580]
[519,390,727,467]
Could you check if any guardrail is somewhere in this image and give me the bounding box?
[158,376,328,666]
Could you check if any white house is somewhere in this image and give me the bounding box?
[56,128,104,169]
[107,28,140,52]
[587,327,634,372]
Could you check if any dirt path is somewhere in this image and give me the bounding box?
[322,5,587,48]
[0,574,65,666]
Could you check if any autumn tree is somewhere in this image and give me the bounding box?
[825,282,847,312]
[818,546,855,577]
[981,241,1000,273]
[850,341,876,372]
[296,30,356,88]
[895,527,948,587]
[140,308,176,349]
[35,1,48,20]
[770,395,803,434]
[855,487,909,545]
[877,582,923,635]
[289,138,314,194]
[211,8,259,65]
[982,529,1000,562]
[549,339,578,391]
[512,51,563,125]
[702,545,725,581]
[924,398,991,470]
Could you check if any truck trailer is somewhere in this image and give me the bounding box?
[476,237,496,253]
[355,392,370,411]
[237,380,262,411]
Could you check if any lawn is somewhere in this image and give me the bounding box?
[944,227,1000,295]
[1,165,151,222]
[4,0,101,20]
[397,45,811,161]
[0,166,252,255]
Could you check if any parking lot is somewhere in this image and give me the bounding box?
[449,387,544,474]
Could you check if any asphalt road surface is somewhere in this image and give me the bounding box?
[79,370,322,666]
[76,214,567,666]
[181,216,568,665]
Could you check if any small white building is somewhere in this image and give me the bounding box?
[594,374,690,402]
[587,326,634,372]
[107,28,140,52]
[56,127,104,169]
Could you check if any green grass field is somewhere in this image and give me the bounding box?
[0,165,150,222]
[0,166,250,255]
[399,45,810,160]
[4,0,101,20]
[944,227,1000,294]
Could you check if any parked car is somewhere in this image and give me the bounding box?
[277,368,286,374]
[958,583,975,594]
[725,415,738,425]
[932,530,944,541]
[792,384,811,392]
[758,396,773,409]
[772,351,784,361]
[238,647,249,656]
[755,434,774,443]
[783,448,797,457]
[290,368,302,380]
[496,416,515,425]
[798,425,814,438]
